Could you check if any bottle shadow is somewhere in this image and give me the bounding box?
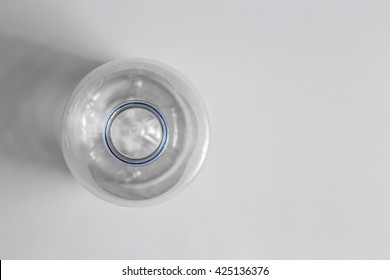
[0,33,103,176]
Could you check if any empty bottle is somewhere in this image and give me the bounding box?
[61,59,210,206]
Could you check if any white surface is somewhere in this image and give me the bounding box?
[1,0,390,259]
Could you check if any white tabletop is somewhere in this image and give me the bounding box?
[0,0,390,259]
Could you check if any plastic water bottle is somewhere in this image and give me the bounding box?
[61,59,209,206]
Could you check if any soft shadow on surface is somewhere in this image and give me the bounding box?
[0,33,103,175]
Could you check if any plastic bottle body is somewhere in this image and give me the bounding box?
[61,59,209,206]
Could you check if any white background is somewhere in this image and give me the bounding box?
[1,0,390,259]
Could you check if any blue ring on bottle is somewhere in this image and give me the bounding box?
[104,101,169,165]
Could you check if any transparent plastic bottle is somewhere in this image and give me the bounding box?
[61,59,209,206]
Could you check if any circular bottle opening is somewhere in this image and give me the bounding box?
[104,102,168,165]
